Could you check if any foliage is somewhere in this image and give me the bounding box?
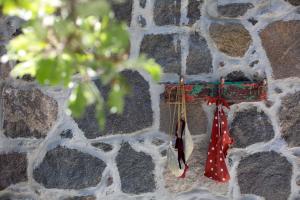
[0,0,161,128]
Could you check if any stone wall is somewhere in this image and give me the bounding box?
[0,0,300,200]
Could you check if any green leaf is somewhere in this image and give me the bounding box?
[95,101,106,129]
[68,83,87,117]
[75,0,110,17]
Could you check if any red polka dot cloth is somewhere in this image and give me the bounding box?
[204,97,233,182]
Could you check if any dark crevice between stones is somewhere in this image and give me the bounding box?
[137,15,146,27]
[139,0,147,8]
[60,129,73,139]
[248,17,258,25]
[91,142,113,152]
[225,71,251,82]
[249,60,259,67]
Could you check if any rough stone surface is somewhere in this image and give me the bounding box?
[210,23,252,57]
[279,91,300,147]
[225,71,250,82]
[237,151,292,200]
[160,98,208,135]
[0,193,36,200]
[110,0,133,25]
[64,196,96,200]
[33,146,106,189]
[75,70,153,138]
[0,153,27,191]
[186,32,213,74]
[2,84,58,138]
[285,0,300,6]
[116,142,155,194]
[0,16,23,49]
[140,34,181,73]
[0,44,10,80]
[154,0,180,26]
[187,0,203,26]
[217,3,254,18]
[230,107,274,148]
[0,62,12,80]
[260,20,300,79]
[164,138,228,195]
[91,142,113,152]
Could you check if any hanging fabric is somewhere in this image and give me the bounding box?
[204,79,233,182]
[167,77,194,178]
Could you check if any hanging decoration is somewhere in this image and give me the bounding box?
[166,77,194,178]
[203,78,233,182]
[163,77,267,181]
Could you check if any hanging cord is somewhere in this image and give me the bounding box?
[217,77,225,138]
[180,77,187,124]
[168,85,179,141]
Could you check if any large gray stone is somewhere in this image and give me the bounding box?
[154,0,180,26]
[33,146,106,189]
[285,0,300,6]
[0,16,24,80]
[75,70,153,138]
[187,0,203,26]
[217,3,254,18]
[140,34,181,73]
[210,23,252,57]
[2,84,58,138]
[0,153,27,190]
[160,98,208,135]
[116,142,155,194]
[237,151,292,200]
[230,107,274,148]
[260,20,300,79]
[0,193,36,200]
[279,91,300,147]
[186,32,213,75]
[110,0,133,25]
